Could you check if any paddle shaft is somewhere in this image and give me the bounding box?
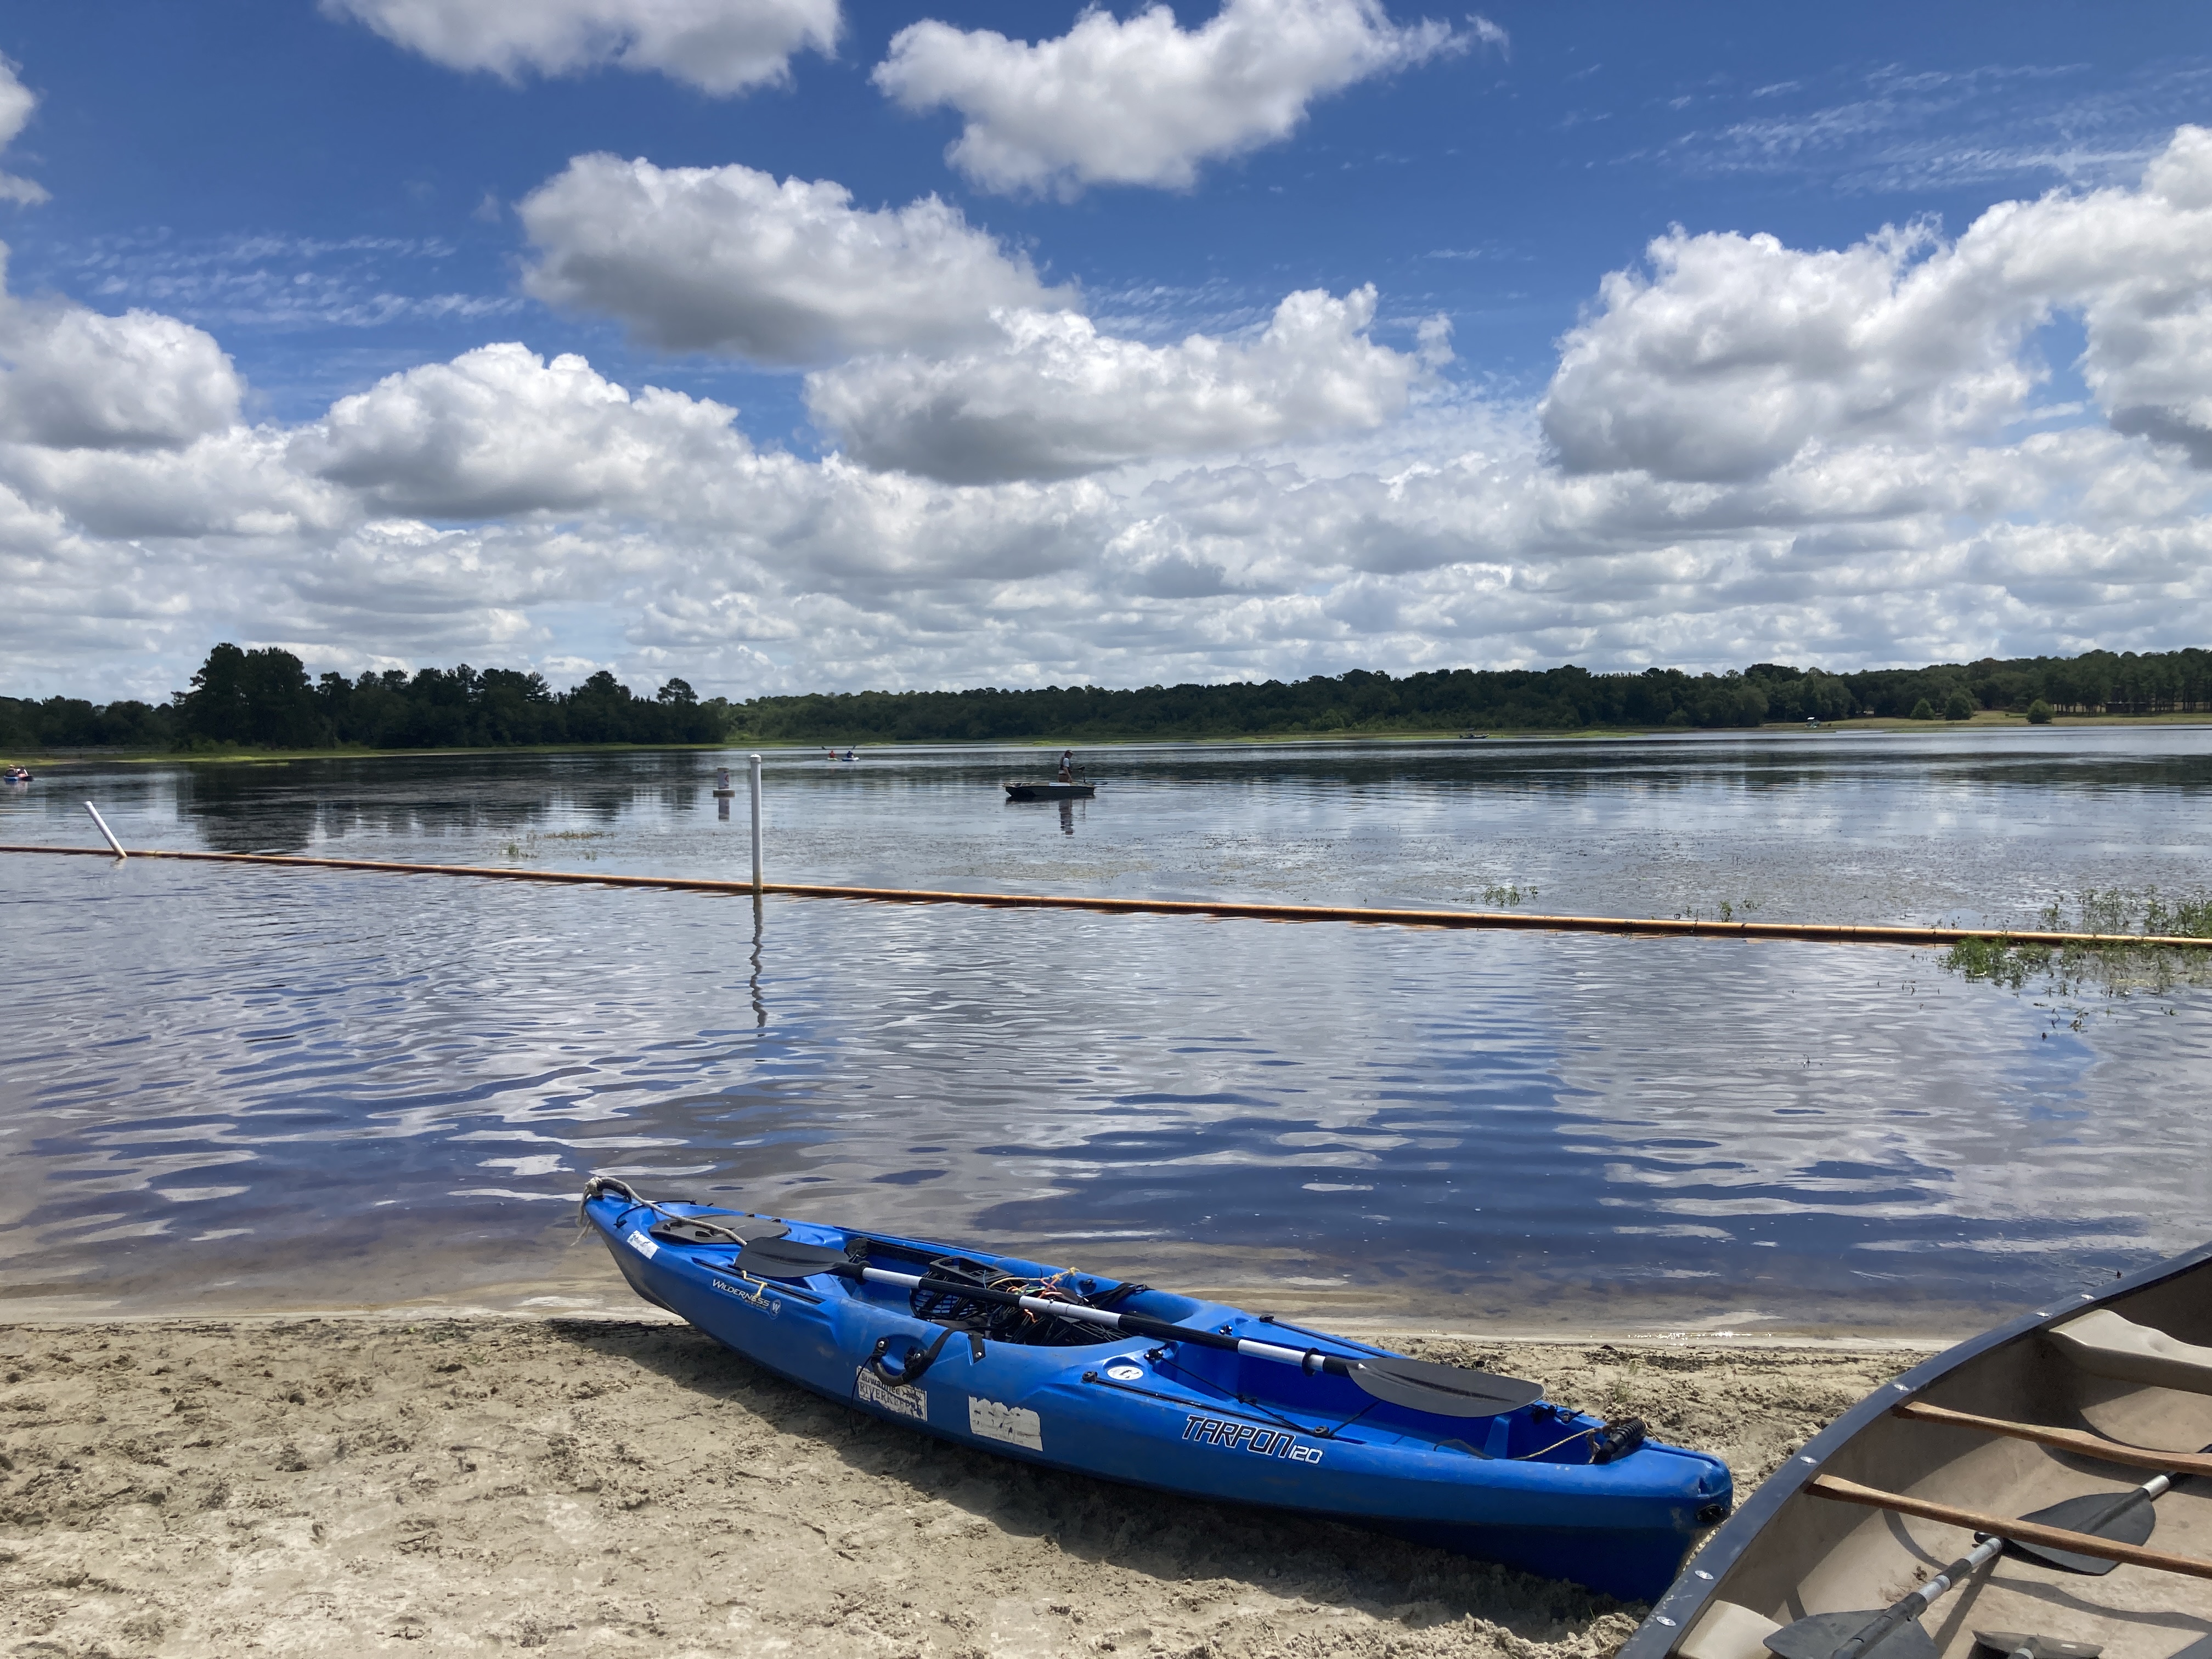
[1813,1465,2174,1659]
[828,1260,1355,1376]
[1827,1537,2003,1659]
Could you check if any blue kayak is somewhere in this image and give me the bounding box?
[581,1178,1733,1601]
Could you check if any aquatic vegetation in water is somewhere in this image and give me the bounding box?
[1942,887,2212,1011]
[1673,896,1761,923]
[500,828,612,862]
[1480,882,1539,907]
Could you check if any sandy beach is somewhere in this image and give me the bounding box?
[0,1316,1922,1657]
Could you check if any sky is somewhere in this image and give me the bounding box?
[3,1,2211,702]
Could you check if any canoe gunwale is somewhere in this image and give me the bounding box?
[1621,1235,2212,1655]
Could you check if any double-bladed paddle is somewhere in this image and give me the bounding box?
[1764,1457,2200,1659]
[731,1235,1544,1421]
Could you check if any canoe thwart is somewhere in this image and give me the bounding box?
[2049,1309,2212,1396]
[1892,1401,2212,1479]
[1805,1474,2212,1581]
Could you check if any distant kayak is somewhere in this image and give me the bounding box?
[581,1178,1732,1600]
[1005,781,1095,800]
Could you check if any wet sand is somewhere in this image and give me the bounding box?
[0,1315,1922,1657]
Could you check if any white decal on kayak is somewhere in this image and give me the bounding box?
[1105,1363,1144,1381]
[712,1276,781,1316]
[625,1229,659,1259]
[1182,1414,1322,1463]
[855,1367,928,1421]
[968,1396,1043,1451]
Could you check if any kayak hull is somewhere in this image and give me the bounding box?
[583,1190,1732,1601]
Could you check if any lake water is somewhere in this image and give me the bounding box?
[4,727,2210,1335]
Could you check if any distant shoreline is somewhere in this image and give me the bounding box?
[9,708,2212,768]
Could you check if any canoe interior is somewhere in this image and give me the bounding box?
[1641,1248,2212,1659]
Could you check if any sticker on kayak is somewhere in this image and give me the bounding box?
[1183,1415,1323,1464]
[712,1276,781,1316]
[968,1396,1043,1451]
[855,1367,928,1422]
[1104,1363,1144,1381]
[625,1229,659,1259]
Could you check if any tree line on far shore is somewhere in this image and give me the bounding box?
[1,643,729,752]
[4,642,2210,753]
[726,649,2212,743]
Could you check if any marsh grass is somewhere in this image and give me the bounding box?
[1480,882,1539,907]
[1942,887,2212,1015]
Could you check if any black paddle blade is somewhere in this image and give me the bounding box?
[1973,1632,2102,1659]
[1765,1612,1937,1659]
[1993,1488,2154,1576]
[733,1237,852,1278]
[1345,1355,1545,1418]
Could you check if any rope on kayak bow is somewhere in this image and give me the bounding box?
[1513,1414,1648,1464]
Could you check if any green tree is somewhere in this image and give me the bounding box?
[1909,697,1938,720]
[2027,699,2054,724]
[178,643,324,747]
[1943,690,1975,721]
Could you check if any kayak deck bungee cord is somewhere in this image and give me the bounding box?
[580,1177,1734,1601]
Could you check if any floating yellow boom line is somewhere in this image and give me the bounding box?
[7,842,2211,949]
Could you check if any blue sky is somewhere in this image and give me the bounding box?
[2,1,2210,699]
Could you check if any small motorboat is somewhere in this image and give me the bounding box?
[1005,780,1095,800]
[580,1178,1733,1600]
[3,766,30,782]
[1623,1237,2212,1659]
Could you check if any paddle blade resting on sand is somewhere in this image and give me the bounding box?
[1991,1487,2157,1576]
[1346,1356,1545,1418]
[1765,1611,1939,1659]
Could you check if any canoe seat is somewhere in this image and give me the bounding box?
[2049,1307,2212,1395]
[1679,1600,1780,1659]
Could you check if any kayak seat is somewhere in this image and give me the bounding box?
[2049,1307,2212,1394]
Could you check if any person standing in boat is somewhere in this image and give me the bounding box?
[1057,749,1076,782]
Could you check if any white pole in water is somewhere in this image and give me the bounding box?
[84,802,127,859]
[748,753,764,894]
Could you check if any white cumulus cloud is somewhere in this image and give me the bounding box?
[323,0,839,95]
[0,247,244,452]
[1543,125,2212,482]
[873,0,1461,197]
[290,342,761,520]
[806,286,1423,482]
[0,57,44,206]
[518,154,1076,364]
[16,133,2212,706]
